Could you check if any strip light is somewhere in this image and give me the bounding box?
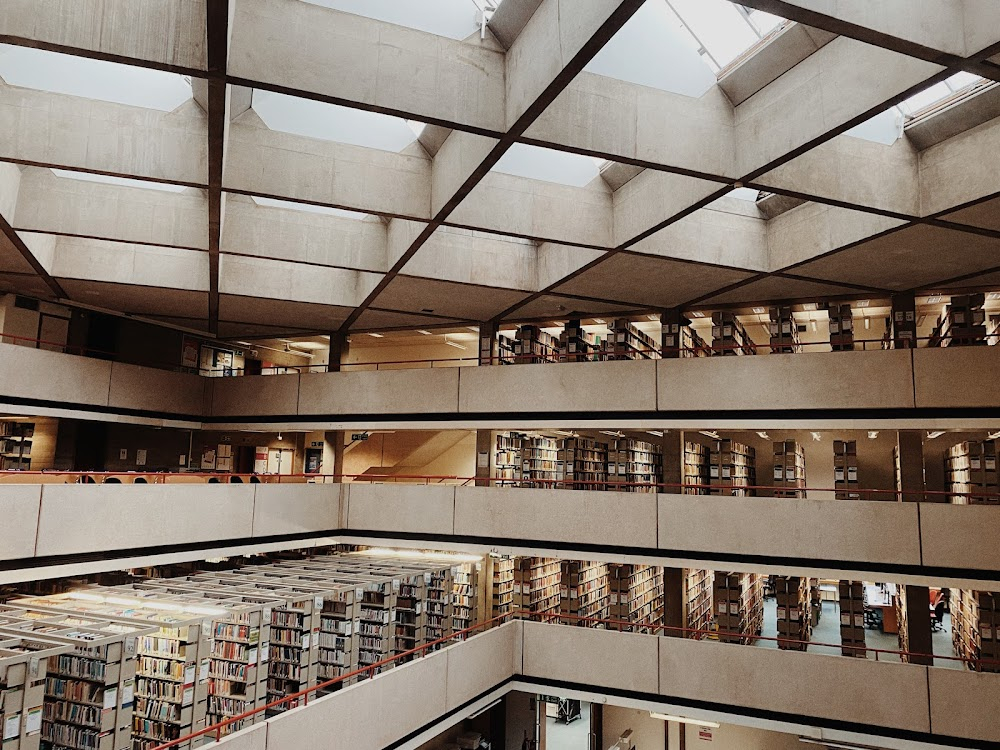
[649,712,719,728]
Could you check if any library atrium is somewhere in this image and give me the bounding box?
[2,1,1000,749]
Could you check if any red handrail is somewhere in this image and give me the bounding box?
[1,470,996,503]
[146,609,999,750]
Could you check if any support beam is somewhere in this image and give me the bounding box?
[206,0,230,335]
[0,212,64,298]
[326,332,349,373]
[904,585,934,666]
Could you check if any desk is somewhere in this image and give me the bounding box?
[865,584,899,634]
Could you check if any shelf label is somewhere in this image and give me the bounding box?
[103,687,118,712]
[24,707,41,736]
[122,679,134,708]
[183,686,194,707]
[3,714,19,741]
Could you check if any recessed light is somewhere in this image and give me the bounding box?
[417,330,432,335]
[752,307,766,314]
[926,295,942,304]
[367,333,384,338]
[691,311,705,318]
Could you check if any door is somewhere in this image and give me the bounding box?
[267,448,294,474]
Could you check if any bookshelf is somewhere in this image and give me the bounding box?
[607,439,662,493]
[558,320,601,363]
[772,440,806,499]
[514,559,561,617]
[774,576,810,651]
[423,568,453,651]
[839,581,866,657]
[710,312,756,356]
[479,329,515,366]
[809,578,821,627]
[605,319,660,360]
[559,438,608,491]
[0,421,34,471]
[834,440,859,500]
[512,326,559,364]
[450,563,479,639]
[491,558,515,619]
[0,635,71,750]
[682,442,710,494]
[392,575,425,663]
[828,304,855,351]
[519,437,560,489]
[946,441,999,504]
[709,440,756,497]
[559,562,610,626]
[684,569,714,637]
[952,589,1000,672]
[768,306,801,354]
[494,434,522,487]
[713,573,763,645]
[0,606,153,750]
[607,565,662,634]
[929,294,987,347]
[316,590,358,693]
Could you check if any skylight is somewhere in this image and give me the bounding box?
[252,91,421,152]
[663,0,787,73]
[0,44,192,111]
[491,144,602,187]
[897,72,985,118]
[50,169,189,193]
[249,195,371,220]
[298,0,490,40]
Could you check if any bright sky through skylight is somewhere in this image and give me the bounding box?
[664,0,786,72]
[0,45,191,111]
[299,0,483,39]
[492,144,602,187]
[252,91,420,152]
[249,195,371,220]
[50,169,189,193]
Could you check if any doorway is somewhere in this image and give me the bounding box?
[267,448,294,474]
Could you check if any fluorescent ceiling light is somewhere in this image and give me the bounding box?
[417,330,433,335]
[649,712,719,728]
[987,431,1000,440]
[367,333,384,338]
[988,293,1000,300]
[855,300,870,308]
[798,738,881,750]
[647,314,660,321]
[554,430,577,437]
[867,431,879,439]
[593,318,606,324]
[646,430,664,437]
[926,295,942,304]
[599,430,625,438]
[810,432,823,441]
[691,311,705,318]
[445,340,467,350]
[752,307,766,314]
[466,326,479,332]
[756,431,769,439]
[51,169,188,193]
[927,431,946,439]
[699,430,720,440]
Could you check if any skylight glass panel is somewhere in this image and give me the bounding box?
[0,45,191,111]
[663,0,789,73]
[728,187,760,201]
[252,91,419,152]
[298,0,484,40]
[585,1,717,97]
[249,195,371,220]
[844,108,904,145]
[897,72,987,118]
[491,144,601,187]
[50,169,189,193]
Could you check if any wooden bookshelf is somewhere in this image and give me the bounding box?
[710,312,756,356]
[495,433,522,487]
[514,559,560,616]
[768,306,801,354]
[607,439,661,493]
[559,438,608,491]
[605,319,660,360]
[684,569,714,637]
[519,437,561,489]
[491,558,515,619]
[512,326,559,364]
[774,576,810,651]
[713,573,763,645]
[839,581,867,658]
[952,589,1000,672]
[772,440,806,499]
[450,563,479,639]
[423,568,453,651]
[709,440,756,497]
[607,565,662,634]
[0,421,34,471]
[559,320,601,363]
[682,442,710,494]
[559,562,610,626]
[834,440,860,500]
[946,441,999,504]
[930,293,987,347]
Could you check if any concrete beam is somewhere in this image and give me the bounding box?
[918,110,1000,216]
[0,0,208,74]
[430,130,501,216]
[488,0,545,50]
[12,168,209,250]
[224,114,432,220]
[221,194,388,272]
[612,169,727,247]
[218,254,382,308]
[0,81,208,186]
[398,225,537,291]
[228,0,506,134]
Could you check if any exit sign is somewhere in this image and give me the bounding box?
[351,433,370,441]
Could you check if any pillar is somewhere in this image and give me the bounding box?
[663,568,685,637]
[476,430,496,487]
[891,292,917,349]
[327,430,345,482]
[904,585,934,666]
[479,321,500,365]
[660,308,690,358]
[659,430,684,492]
[326,331,348,372]
[896,430,925,502]
[896,428,932,664]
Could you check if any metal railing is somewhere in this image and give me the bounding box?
[0,471,995,504]
[146,609,999,750]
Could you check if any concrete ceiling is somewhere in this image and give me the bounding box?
[1,0,1000,339]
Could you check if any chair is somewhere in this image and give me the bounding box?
[249,475,261,484]
[208,477,220,484]
[103,477,122,484]
[931,600,946,632]
[864,606,883,631]
[230,475,244,484]
[134,477,148,484]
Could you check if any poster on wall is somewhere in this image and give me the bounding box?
[181,338,199,368]
[201,449,217,470]
[136,449,147,466]
[697,727,713,741]
[254,446,268,474]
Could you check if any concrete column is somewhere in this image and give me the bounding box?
[662,567,685,636]
[326,332,349,372]
[659,431,683,491]
[505,693,538,750]
[327,430,345,482]
[904,585,934,666]
[660,308,689,358]
[896,430,925,502]
[479,321,500,365]
[475,430,496,487]
[891,292,917,349]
